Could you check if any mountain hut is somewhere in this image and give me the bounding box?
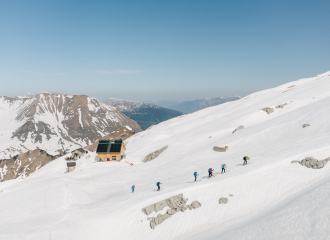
[71,148,88,158]
[96,139,126,162]
[67,162,76,172]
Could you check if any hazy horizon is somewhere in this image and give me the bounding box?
[8,90,243,103]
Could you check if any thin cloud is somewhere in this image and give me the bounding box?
[93,69,142,74]
[22,71,66,76]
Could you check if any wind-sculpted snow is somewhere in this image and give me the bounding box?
[1,71,330,239]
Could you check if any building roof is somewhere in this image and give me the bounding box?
[71,148,87,153]
[67,162,76,167]
[96,139,123,153]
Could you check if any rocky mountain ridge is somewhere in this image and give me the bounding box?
[0,92,142,158]
[0,149,59,181]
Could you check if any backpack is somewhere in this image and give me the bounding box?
[243,156,248,160]
[156,182,159,186]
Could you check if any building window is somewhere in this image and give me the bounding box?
[112,156,116,160]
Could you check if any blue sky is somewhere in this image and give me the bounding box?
[0,0,329,102]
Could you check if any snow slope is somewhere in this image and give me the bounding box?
[1,71,330,239]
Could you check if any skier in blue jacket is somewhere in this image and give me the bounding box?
[221,164,226,173]
[132,185,135,193]
[208,168,214,178]
[194,172,199,182]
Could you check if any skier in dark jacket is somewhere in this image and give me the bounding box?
[156,182,162,191]
[243,156,250,165]
[194,172,198,182]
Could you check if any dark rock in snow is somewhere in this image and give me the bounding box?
[262,107,274,114]
[219,197,229,204]
[142,194,201,229]
[143,146,168,163]
[213,146,228,152]
[275,103,287,109]
[293,157,330,169]
[232,125,244,134]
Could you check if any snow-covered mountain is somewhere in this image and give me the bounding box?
[1,71,330,239]
[14,93,35,99]
[155,96,241,113]
[103,98,183,130]
[0,92,142,158]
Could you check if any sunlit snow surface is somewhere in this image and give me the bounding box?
[1,72,330,239]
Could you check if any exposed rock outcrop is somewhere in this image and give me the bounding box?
[232,125,244,134]
[292,157,330,169]
[302,124,310,128]
[213,146,228,152]
[0,149,60,181]
[143,146,168,163]
[219,197,229,204]
[275,103,287,109]
[142,194,201,229]
[262,107,274,115]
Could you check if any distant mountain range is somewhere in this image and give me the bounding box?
[102,98,183,130]
[147,96,241,113]
[0,92,240,159]
[0,92,142,159]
